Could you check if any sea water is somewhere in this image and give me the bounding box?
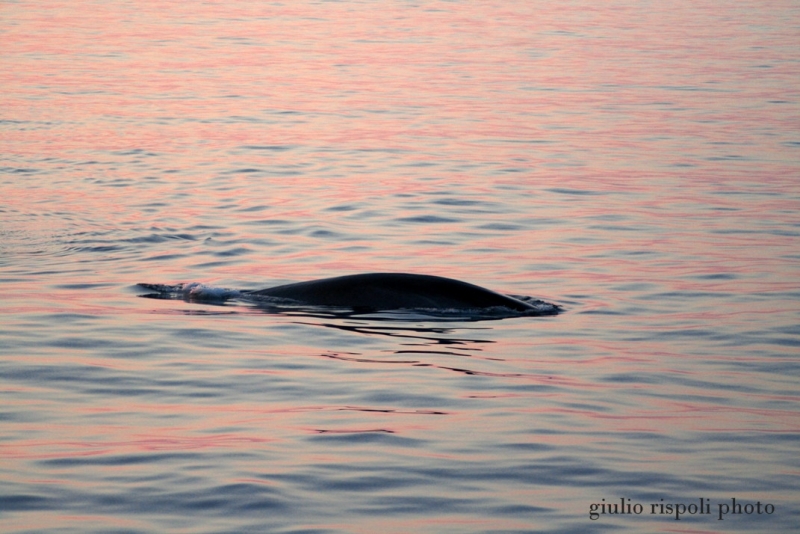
[2,0,799,532]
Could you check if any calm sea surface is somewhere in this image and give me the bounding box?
[2,0,799,532]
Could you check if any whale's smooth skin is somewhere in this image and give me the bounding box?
[240,273,556,314]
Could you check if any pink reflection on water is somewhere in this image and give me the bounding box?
[0,434,273,461]
[4,0,795,175]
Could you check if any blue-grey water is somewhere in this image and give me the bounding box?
[2,0,799,532]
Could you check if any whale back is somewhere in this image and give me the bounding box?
[246,273,537,312]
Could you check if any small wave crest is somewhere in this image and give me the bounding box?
[137,282,241,301]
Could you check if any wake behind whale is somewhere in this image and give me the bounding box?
[137,273,560,318]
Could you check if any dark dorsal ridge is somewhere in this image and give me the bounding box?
[242,273,553,313]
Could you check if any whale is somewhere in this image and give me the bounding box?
[138,273,560,316]
[244,273,557,314]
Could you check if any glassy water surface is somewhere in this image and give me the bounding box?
[2,0,799,532]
